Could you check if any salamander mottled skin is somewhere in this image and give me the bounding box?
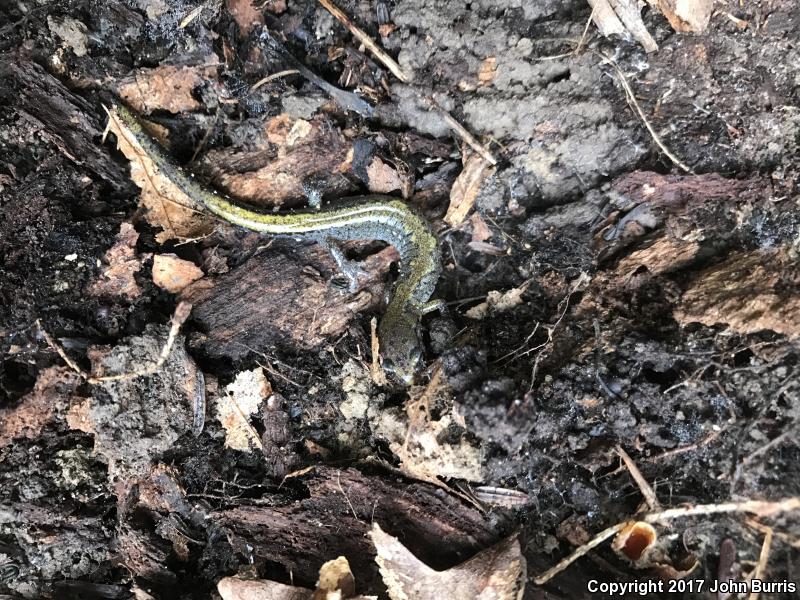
[112,106,441,384]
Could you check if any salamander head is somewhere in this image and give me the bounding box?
[378,312,423,386]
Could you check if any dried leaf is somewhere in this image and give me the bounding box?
[216,367,271,451]
[371,523,526,600]
[444,153,495,227]
[373,366,483,482]
[152,254,204,293]
[89,222,148,300]
[107,108,214,243]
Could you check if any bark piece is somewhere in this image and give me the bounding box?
[0,367,80,447]
[203,115,355,206]
[182,243,393,361]
[594,171,760,264]
[89,223,146,300]
[0,56,130,191]
[226,0,264,35]
[675,248,800,338]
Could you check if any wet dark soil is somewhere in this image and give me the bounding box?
[1,0,799,598]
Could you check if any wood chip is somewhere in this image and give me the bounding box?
[89,222,148,300]
[478,57,497,86]
[152,254,204,293]
[366,157,403,194]
[674,248,800,338]
[649,0,714,32]
[444,153,495,228]
[225,0,264,35]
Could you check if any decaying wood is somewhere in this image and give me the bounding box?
[183,241,395,361]
[212,467,504,591]
[675,248,800,338]
[0,55,131,192]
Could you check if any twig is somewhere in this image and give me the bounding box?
[336,470,360,520]
[428,99,497,165]
[616,445,660,511]
[572,8,595,56]
[37,301,193,384]
[250,69,301,93]
[534,522,630,584]
[594,51,693,174]
[746,518,800,548]
[370,317,387,386]
[642,497,800,522]
[747,526,773,600]
[533,497,800,585]
[317,0,409,83]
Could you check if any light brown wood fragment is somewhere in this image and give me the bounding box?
[675,248,800,338]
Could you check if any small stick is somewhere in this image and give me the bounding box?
[317,0,409,83]
[430,99,498,165]
[572,8,595,56]
[37,301,193,384]
[746,518,800,548]
[370,317,387,386]
[595,51,693,174]
[747,526,773,600]
[250,69,301,93]
[533,522,630,584]
[336,470,360,520]
[534,497,800,585]
[616,445,660,511]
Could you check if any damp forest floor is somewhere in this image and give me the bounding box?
[1,0,799,598]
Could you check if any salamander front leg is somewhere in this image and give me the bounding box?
[323,237,366,293]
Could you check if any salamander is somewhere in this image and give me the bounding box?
[110,105,442,385]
